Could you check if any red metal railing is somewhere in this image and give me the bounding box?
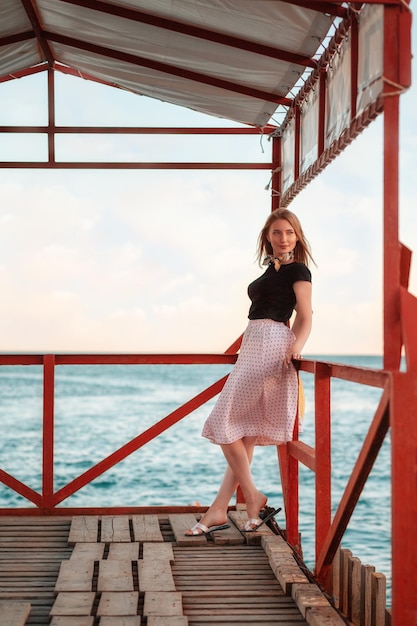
[279,361,389,587]
[1,324,416,623]
[0,350,240,514]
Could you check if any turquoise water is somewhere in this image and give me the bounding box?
[0,355,391,597]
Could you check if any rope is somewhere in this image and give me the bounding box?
[382,76,409,98]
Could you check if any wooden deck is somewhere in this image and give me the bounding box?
[0,513,346,626]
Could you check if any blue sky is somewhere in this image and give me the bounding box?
[0,18,415,356]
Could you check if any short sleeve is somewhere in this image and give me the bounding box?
[292,264,312,283]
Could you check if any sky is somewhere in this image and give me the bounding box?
[0,16,416,356]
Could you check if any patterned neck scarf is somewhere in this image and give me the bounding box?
[263,250,295,271]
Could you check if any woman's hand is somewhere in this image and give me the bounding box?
[285,346,303,365]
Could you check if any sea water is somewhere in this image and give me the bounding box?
[0,355,391,598]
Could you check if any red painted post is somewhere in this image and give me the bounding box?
[271,134,282,211]
[390,372,417,625]
[294,106,301,181]
[314,363,331,581]
[318,68,327,157]
[350,13,359,122]
[278,435,300,553]
[47,68,55,164]
[382,5,402,370]
[42,355,55,510]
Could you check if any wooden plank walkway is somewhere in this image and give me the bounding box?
[0,514,346,626]
[0,517,72,625]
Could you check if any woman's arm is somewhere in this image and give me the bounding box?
[287,280,312,363]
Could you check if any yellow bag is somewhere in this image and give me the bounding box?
[298,374,305,420]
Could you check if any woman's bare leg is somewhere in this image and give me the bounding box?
[185,437,257,534]
[220,439,267,521]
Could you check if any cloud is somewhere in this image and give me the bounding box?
[1,27,416,357]
[0,168,269,352]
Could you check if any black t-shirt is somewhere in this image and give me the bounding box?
[248,262,311,323]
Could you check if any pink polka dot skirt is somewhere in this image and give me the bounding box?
[202,319,298,446]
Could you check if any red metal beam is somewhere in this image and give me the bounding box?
[51,374,229,506]
[0,64,47,83]
[318,69,327,157]
[315,363,331,571]
[0,30,34,46]
[299,360,387,389]
[47,69,55,164]
[390,372,417,625]
[383,5,402,370]
[287,440,315,471]
[0,504,225,516]
[350,13,359,122]
[0,126,276,135]
[400,288,417,374]
[0,162,272,170]
[42,30,293,107]
[305,0,404,4]
[399,243,412,290]
[0,354,237,366]
[61,0,318,69]
[278,436,300,554]
[0,469,41,507]
[271,134,282,211]
[20,0,55,65]
[42,355,55,508]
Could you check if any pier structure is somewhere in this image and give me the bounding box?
[0,1,415,625]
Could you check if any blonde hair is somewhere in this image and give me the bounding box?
[256,208,314,267]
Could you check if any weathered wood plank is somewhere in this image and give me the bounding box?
[67,517,98,545]
[0,601,31,626]
[307,606,347,625]
[170,616,299,623]
[101,516,131,543]
[262,534,307,594]
[107,543,140,561]
[340,548,352,616]
[291,583,331,618]
[55,560,94,592]
[143,591,184,616]
[229,510,275,545]
[169,514,207,547]
[147,617,188,626]
[70,543,105,561]
[170,514,242,547]
[332,547,341,609]
[49,592,95,616]
[361,563,376,626]
[97,591,139,616]
[142,543,174,564]
[99,618,141,626]
[132,515,163,542]
[138,560,176,592]
[210,521,245,546]
[371,572,387,626]
[98,561,134,592]
[349,555,362,625]
[50,617,94,626]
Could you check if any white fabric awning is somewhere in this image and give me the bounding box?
[0,0,340,126]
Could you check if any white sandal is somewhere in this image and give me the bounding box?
[185,522,230,536]
[241,507,281,533]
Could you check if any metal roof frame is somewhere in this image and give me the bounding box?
[0,2,415,623]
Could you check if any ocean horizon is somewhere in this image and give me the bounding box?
[0,354,392,598]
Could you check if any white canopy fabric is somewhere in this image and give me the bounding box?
[0,0,339,126]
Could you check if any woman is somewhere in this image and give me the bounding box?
[185,208,314,535]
